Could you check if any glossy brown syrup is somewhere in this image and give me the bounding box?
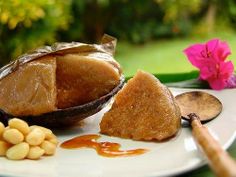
[60,134,148,157]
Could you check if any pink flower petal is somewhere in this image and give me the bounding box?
[207,77,226,90]
[198,59,218,80]
[219,61,234,77]
[226,75,236,88]
[183,38,235,90]
[206,39,219,53]
[214,41,231,61]
[183,44,205,68]
[199,67,214,80]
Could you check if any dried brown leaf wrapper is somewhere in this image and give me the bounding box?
[0,34,121,80]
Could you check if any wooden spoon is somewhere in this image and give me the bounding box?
[175,91,236,177]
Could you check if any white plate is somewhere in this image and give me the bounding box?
[0,88,235,177]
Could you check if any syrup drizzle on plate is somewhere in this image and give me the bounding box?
[60,134,148,157]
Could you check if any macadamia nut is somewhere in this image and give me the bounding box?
[40,140,56,155]
[0,118,58,161]
[30,125,53,139]
[3,129,24,144]
[27,146,45,160]
[6,142,29,160]
[0,122,5,137]
[0,140,11,156]
[9,118,30,135]
[26,128,45,146]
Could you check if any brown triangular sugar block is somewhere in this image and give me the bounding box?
[100,70,181,141]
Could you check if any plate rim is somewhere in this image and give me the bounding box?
[0,87,235,177]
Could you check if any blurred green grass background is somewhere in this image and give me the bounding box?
[116,32,236,77]
[1,0,236,78]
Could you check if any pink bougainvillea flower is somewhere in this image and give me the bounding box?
[226,74,236,88]
[183,39,236,90]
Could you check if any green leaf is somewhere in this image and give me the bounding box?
[165,79,210,89]
[125,70,210,89]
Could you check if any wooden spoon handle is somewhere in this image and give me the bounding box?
[189,113,236,177]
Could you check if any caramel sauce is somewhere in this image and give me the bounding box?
[60,134,148,157]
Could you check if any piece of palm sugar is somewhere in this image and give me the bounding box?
[0,54,121,116]
[0,56,57,116]
[100,70,181,141]
[56,54,121,109]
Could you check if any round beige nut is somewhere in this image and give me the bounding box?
[1,127,9,140]
[3,128,24,144]
[45,133,58,144]
[0,140,11,156]
[30,125,53,139]
[27,146,45,160]
[9,118,30,135]
[0,122,5,137]
[48,138,59,145]
[6,142,29,160]
[40,140,56,155]
[26,128,45,146]
[4,126,10,131]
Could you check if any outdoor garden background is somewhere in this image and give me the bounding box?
[1,0,236,78]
